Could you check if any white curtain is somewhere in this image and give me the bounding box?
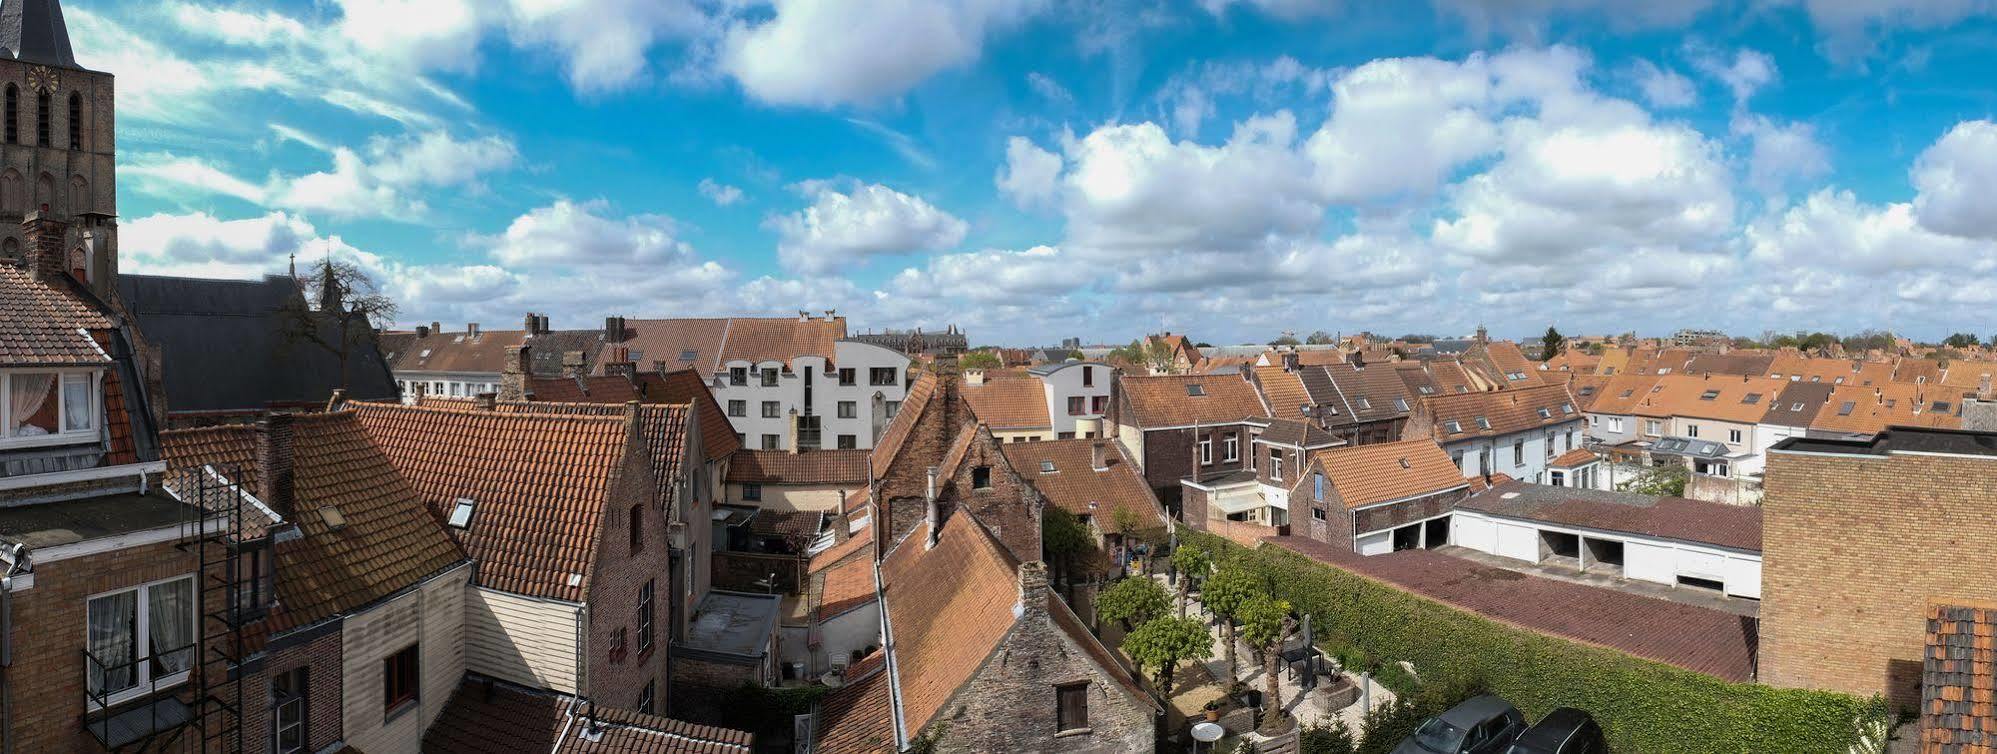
[87,591,136,695]
[7,372,53,436]
[148,579,194,676]
[61,373,90,431]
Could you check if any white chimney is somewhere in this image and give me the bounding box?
[966,369,985,386]
[1091,442,1108,472]
[924,466,941,550]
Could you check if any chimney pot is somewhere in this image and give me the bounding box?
[431,321,441,335]
[19,210,68,283]
[415,325,431,339]
[467,322,480,339]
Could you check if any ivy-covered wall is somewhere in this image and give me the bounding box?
[1182,529,1881,753]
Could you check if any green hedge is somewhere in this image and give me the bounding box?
[1181,529,1882,753]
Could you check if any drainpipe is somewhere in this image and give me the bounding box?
[2,542,28,754]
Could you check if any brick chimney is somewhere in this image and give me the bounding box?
[255,413,297,519]
[524,312,539,334]
[473,392,496,411]
[415,324,431,338]
[20,210,68,283]
[1092,441,1108,472]
[499,345,531,402]
[467,322,480,339]
[562,351,587,378]
[605,360,637,381]
[604,316,626,342]
[1018,560,1049,621]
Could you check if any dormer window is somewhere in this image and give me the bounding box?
[2,369,98,448]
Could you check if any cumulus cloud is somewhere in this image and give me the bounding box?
[721,0,1046,107]
[1630,60,1697,108]
[1734,115,1831,195]
[481,199,696,268]
[769,180,969,274]
[1911,119,1997,240]
[1691,47,1778,104]
[1198,0,1341,18]
[699,179,746,206]
[996,137,1063,208]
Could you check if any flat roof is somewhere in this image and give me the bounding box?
[1458,481,1760,552]
[1771,425,1997,457]
[681,590,781,659]
[0,489,197,549]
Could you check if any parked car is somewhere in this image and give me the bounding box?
[1393,695,1528,754]
[1506,708,1604,754]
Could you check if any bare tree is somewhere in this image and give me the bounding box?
[282,257,398,391]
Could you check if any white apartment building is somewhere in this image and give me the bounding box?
[713,339,912,451]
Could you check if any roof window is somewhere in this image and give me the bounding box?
[1699,390,1719,400]
[1355,396,1372,410]
[1397,458,1411,469]
[448,497,475,528]
[1790,402,1804,412]
[1742,393,1762,404]
[1536,407,1552,419]
[680,349,697,361]
[1837,401,1856,416]
[1444,420,1462,434]
[1561,403,1574,414]
[1474,416,1491,430]
[1040,460,1057,473]
[1394,398,1410,412]
[1186,384,1206,397]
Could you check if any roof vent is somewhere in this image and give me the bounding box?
[320,506,347,531]
[1501,492,1520,500]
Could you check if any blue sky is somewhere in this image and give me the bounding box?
[78,0,1997,345]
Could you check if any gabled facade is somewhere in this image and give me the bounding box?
[958,361,1115,443]
[1109,372,1268,516]
[1289,439,1470,555]
[1417,384,1585,484]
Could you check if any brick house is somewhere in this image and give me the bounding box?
[1000,438,1169,576]
[1761,428,1997,710]
[1109,372,1269,518]
[1248,361,1415,446]
[1414,383,1585,484]
[163,412,472,754]
[810,509,1158,753]
[1288,438,1471,554]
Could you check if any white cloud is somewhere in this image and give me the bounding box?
[1026,72,1074,104]
[334,0,487,72]
[1434,0,1716,37]
[996,137,1063,208]
[1630,60,1697,108]
[699,179,746,206]
[1771,0,1997,60]
[503,0,707,93]
[271,131,516,219]
[483,199,695,268]
[123,154,270,205]
[1734,115,1831,195]
[1911,119,1997,240]
[769,180,969,273]
[1198,0,1340,18]
[1691,47,1778,103]
[1154,56,1332,136]
[123,211,323,279]
[721,0,1046,107]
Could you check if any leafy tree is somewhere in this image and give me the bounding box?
[1842,329,1896,353]
[1096,576,1170,630]
[1540,326,1565,361]
[283,257,398,392]
[1270,335,1302,347]
[958,350,1001,369]
[1202,563,1260,682]
[1122,615,1213,697]
[1042,507,1093,584]
[1170,542,1211,616]
[1301,721,1357,754]
[1944,332,1981,349]
[1239,594,1295,731]
[1616,463,1688,497]
[1305,330,1335,345]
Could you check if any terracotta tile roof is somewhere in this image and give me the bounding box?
[1810,383,1962,436]
[1268,537,1756,681]
[598,318,732,376]
[1564,374,1609,410]
[1584,375,1663,415]
[1632,375,1790,423]
[719,317,845,366]
[1897,358,1947,385]
[161,425,272,539]
[1301,439,1466,509]
[530,375,643,403]
[1254,367,1313,421]
[1426,384,1581,440]
[814,653,895,754]
[1921,601,1997,752]
[1548,448,1598,468]
[1394,362,1445,398]
[816,552,876,620]
[390,328,528,374]
[1321,363,1416,423]
[492,398,693,514]
[1942,360,1997,393]
[1423,360,1479,394]
[0,266,113,365]
[960,377,1051,430]
[1541,349,1601,374]
[1293,349,1346,366]
[269,412,469,629]
[869,372,938,479]
[1468,341,1546,387]
[351,401,641,601]
[645,370,740,461]
[1630,348,1695,376]
[728,448,869,485]
[880,511,1020,735]
[1001,439,1167,534]
[808,525,874,572]
[1683,352,1774,377]
[1119,373,1267,428]
[1459,480,1761,551]
[424,676,754,753]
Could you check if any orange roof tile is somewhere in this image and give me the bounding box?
[424,676,754,753]
[1001,439,1166,534]
[0,265,112,365]
[1119,373,1267,427]
[391,328,527,374]
[814,653,895,754]
[880,511,1020,735]
[1632,375,1789,423]
[1299,439,1467,509]
[817,553,876,621]
[1425,384,1580,439]
[1549,448,1598,468]
[719,317,845,366]
[491,399,693,514]
[728,448,869,485]
[1583,374,1662,415]
[645,369,740,461]
[1254,367,1313,421]
[960,377,1051,430]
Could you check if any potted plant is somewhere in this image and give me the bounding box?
[1203,699,1223,722]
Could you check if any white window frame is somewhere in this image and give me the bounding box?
[0,368,100,450]
[1269,453,1283,482]
[1197,438,1213,466]
[86,574,197,710]
[1222,434,1239,462]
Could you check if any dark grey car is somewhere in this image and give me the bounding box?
[1393,695,1528,754]
[1506,708,1604,754]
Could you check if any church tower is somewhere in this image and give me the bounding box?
[0,0,116,299]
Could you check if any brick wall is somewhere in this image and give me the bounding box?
[3,540,202,753]
[240,627,345,753]
[1351,489,1461,540]
[709,551,803,594]
[937,429,1043,564]
[1141,424,1252,493]
[585,438,672,715]
[1295,472,1352,548]
[876,377,974,549]
[1760,450,1997,708]
[928,564,1153,753]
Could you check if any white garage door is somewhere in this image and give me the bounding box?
[1495,522,1539,563]
[1677,549,1726,581]
[1625,542,1675,585]
[1453,515,1497,555]
[1724,556,1762,599]
[1356,531,1393,556]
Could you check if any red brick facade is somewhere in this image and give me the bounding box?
[585,438,673,715]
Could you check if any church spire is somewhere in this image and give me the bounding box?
[0,0,76,69]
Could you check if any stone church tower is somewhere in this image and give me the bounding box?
[0,0,117,300]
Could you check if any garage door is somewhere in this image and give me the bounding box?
[1725,556,1761,599]
[1495,522,1538,563]
[1625,542,1675,585]
[1677,549,1726,581]
[1453,515,1497,555]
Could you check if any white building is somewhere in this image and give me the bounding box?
[958,362,1117,443]
[1423,384,1586,484]
[1450,482,1762,599]
[713,339,911,450]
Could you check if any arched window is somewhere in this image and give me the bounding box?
[67,92,79,149]
[69,175,86,215]
[4,85,16,144]
[35,90,49,147]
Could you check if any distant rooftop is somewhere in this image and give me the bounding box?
[1771,426,1997,458]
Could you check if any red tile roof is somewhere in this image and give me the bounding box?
[814,653,895,754]
[728,448,868,485]
[1303,439,1467,509]
[1254,367,1313,421]
[1921,601,1997,752]
[351,401,643,601]
[390,328,527,374]
[645,370,740,461]
[530,374,643,403]
[960,377,1051,430]
[1001,439,1167,534]
[1549,448,1598,468]
[0,266,112,365]
[1425,384,1580,439]
[424,676,754,753]
[1120,373,1268,428]
[816,552,876,621]
[880,511,1020,735]
[1269,537,1755,681]
[719,317,845,366]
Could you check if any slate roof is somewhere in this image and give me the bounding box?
[351,401,642,602]
[118,274,397,412]
[1457,480,1762,552]
[879,511,1020,737]
[1269,537,1757,681]
[1760,382,1835,427]
[1119,373,1268,428]
[424,675,754,753]
[960,377,1051,430]
[1426,384,1580,440]
[1001,438,1167,534]
[0,0,76,68]
[1303,439,1466,509]
[0,264,111,365]
[727,449,868,486]
[1921,601,1997,752]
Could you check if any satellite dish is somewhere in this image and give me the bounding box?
[1192,722,1224,743]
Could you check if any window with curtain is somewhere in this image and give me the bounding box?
[86,576,194,703]
[2,370,97,445]
[7,372,56,436]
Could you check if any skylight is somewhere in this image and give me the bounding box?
[1699,390,1720,400]
[1040,460,1056,473]
[1355,396,1372,410]
[1536,407,1552,419]
[1838,401,1856,416]
[1742,393,1762,404]
[448,497,475,528]
[1186,384,1206,397]
[1561,403,1573,414]
[680,349,698,361]
[1619,390,1634,398]
[1444,420,1462,434]
[1475,417,1491,429]
[1791,403,1804,412]
[1393,398,1409,412]
[1397,458,1411,469]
